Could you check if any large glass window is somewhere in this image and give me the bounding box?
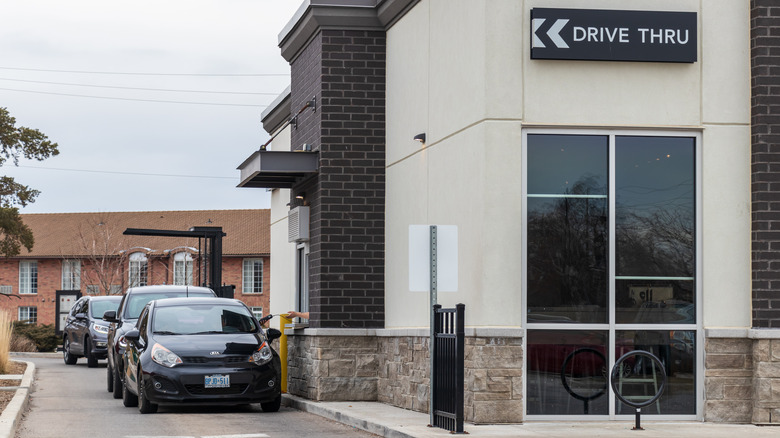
[525,131,698,418]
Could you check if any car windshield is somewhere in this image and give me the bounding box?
[90,300,120,318]
[152,304,258,335]
[123,291,214,319]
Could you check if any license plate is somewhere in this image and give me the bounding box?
[204,374,230,388]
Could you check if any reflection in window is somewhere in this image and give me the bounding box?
[527,135,608,324]
[616,330,696,415]
[527,330,608,415]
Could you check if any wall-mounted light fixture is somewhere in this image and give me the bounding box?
[414,133,426,144]
[295,193,306,201]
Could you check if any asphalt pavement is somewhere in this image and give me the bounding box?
[4,353,780,438]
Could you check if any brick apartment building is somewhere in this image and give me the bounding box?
[0,209,270,330]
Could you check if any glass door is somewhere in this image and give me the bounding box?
[523,131,699,419]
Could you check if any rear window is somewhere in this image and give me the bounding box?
[123,291,215,319]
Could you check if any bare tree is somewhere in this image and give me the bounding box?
[74,215,129,295]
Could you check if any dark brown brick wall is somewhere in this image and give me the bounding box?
[290,29,386,329]
[752,1,780,327]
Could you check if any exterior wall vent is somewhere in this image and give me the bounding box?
[288,206,310,242]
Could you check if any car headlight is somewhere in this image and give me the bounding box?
[151,343,182,368]
[249,342,273,366]
[92,323,109,334]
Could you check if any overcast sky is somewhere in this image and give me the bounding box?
[0,0,302,214]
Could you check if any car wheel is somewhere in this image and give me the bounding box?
[260,394,281,413]
[137,370,158,414]
[112,362,123,399]
[106,363,114,393]
[122,375,138,407]
[85,337,98,368]
[63,337,77,365]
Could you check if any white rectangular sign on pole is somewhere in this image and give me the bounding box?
[409,225,458,292]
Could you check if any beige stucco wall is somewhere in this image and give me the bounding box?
[267,126,297,317]
[385,0,751,329]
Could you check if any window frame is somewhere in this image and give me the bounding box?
[242,258,264,294]
[128,252,148,288]
[62,259,81,290]
[521,128,703,421]
[18,306,37,324]
[19,260,38,295]
[172,252,194,286]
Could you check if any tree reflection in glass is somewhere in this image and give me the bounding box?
[527,135,608,324]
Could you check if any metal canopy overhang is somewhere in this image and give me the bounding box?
[237,150,319,189]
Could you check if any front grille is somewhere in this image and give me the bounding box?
[181,356,246,365]
[184,383,248,395]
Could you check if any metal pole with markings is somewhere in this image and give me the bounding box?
[429,225,438,426]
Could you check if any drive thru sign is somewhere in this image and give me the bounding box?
[531,8,697,63]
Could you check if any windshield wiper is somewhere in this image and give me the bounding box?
[190,331,225,335]
[153,331,181,335]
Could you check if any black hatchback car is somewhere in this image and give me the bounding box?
[103,285,217,399]
[63,295,122,367]
[120,297,282,414]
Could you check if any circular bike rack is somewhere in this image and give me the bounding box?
[560,347,608,414]
[610,350,667,430]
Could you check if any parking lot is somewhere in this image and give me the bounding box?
[14,356,378,438]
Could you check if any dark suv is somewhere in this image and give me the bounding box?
[103,285,217,399]
[62,295,122,367]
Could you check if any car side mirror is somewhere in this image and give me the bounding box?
[266,328,282,342]
[75,312,87,320]
[124,329,141,346]
[102,310,118,323]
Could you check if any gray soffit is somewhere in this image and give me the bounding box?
[237,150,319,189]
[261,86,292,135]
[279,0,420,62]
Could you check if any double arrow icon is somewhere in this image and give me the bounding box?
[532,18,569,49]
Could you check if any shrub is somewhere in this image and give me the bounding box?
[12,322,59,352]
[10,335,37,352]
[0,311,11,373]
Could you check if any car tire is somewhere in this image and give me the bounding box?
[122,376,138,407]
[85,337,98,368]
[137,370,158,414]
[112,363,123,399]
[260,394,281,413]
[106,363,114,393]
[63,337,77,365]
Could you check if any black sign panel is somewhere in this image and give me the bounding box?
[531,8,697,63]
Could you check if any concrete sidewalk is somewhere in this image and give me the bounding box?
[283,395,780,438]
[0,359,35,438]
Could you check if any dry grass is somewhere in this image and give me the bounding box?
[0,312,12,374]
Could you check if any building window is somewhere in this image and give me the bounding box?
[86,285,100,295]
[242,259,263,294]
[109,284,122,295]
[173,252,193,286]
[296,244,310,319]
[524,131,699,417]
[128,252,148,287]
[18,306,37,324]
[62,259,81,290]
[251,307,263,321]
[19,261,37,294]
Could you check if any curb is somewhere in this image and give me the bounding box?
[0,360,35,438]
[282,394,416,438]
